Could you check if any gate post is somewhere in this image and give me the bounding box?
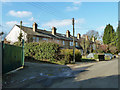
[22,39,24,66]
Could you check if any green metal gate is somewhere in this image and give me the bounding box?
[2,41,24,74]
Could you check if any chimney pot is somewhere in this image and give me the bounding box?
[92,37,95,42]
[66,30,70,37]
[86,35,88,41]
[52,27,57,35]
[33,22,37,32]
[77,33,81,39]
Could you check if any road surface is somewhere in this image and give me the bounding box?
[2,58,119,88]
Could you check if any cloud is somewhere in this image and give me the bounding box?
[6,21,29,27]
[42,18,85,27]
[66,1,81,11]
[66,6,79,11]
[73,0,82,5]
[29,17,34,21]
[6,21,18,27]
[96,26,105,31]
[8,10,32,18]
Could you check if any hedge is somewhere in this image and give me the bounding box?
[14,41,82,64]
[60,49,82,63]
[14,41,60,62]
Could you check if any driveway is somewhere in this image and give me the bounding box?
[2,58,119,88]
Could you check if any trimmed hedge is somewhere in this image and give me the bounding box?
[14,41,60,62]
[25,42,60,61]
[14,42,82,64]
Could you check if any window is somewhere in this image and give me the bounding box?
[57,40,59,43]
[63,41,65,45]
[33,37,36,42]
[42,38,48,41]
[76,42,78,46]
[36,37,39,42]
[70,41,73,46]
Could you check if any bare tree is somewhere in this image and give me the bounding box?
[86,30,99,40]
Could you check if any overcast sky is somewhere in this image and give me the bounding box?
[1,1,118,36]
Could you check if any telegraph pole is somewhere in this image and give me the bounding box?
[72,18,75,63]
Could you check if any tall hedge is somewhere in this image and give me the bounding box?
[14,42,82,64]
[14,41,60,61]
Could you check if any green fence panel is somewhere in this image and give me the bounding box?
[2,43,23,74]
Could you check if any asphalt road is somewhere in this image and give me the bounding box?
[51,58,119,88]
[2,58,119,88]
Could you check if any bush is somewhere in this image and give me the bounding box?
[14,41,60,62]
[94,54,98,59]
[105,56,111,60]
[60,49,82,63]
[14,41,82,64]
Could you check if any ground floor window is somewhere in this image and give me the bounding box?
[42,38,48,41]
[63,40,65,45]
[70,41,73,46]
[33,37,36,42]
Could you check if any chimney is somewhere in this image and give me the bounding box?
[52,27,57,35]
[33,22,37,32]
[66,30,70,37]
[77,33,81,39]
[86,35,88,41]
[92,37,95,42]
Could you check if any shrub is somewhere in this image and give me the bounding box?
[14,41,82,64]
[105,56,111,60]
[60,49,82,63]
[14,41,60,62]
[94,54,98,59]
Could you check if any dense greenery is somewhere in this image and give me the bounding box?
[103,24,116,45]
[14,41,82,65]
[116,26,120,52]
[60,49,82,63]
[18,32,23,42]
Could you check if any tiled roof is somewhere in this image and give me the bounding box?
[16,25,78,41]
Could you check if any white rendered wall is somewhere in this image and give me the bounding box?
[5,25,27,44]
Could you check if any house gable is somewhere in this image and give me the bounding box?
[5,25,27,44]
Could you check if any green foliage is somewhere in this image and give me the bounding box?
[15,41,60,62]
[14,41,22,46]
[105,56,111,60]
[60,49,82,63]
[18,32,23,42]
[94,54,98,59]
[14,42,82,64]
[103,24,116,45]
[25,42,60,61]
[116,26,120,52]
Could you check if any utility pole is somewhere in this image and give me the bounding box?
[20,21,22,33]
[72,18,75,63]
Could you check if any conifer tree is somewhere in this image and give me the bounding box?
[103,24,116,45]
[116,26,120,52]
